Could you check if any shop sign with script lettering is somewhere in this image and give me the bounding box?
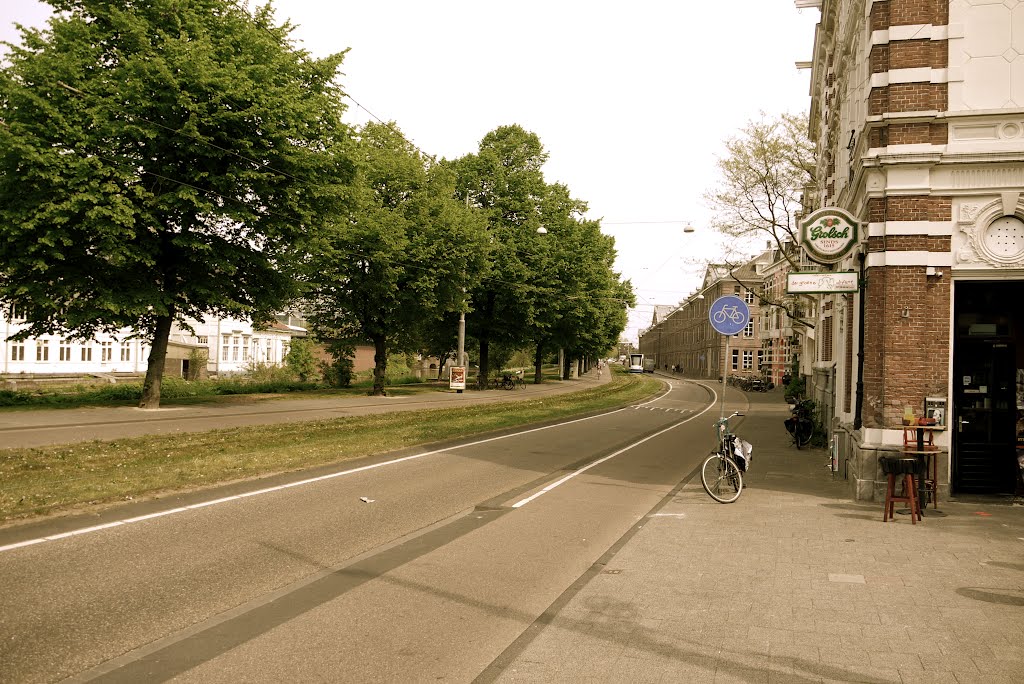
[799,207,861,264]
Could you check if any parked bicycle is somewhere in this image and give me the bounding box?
[491,373,516,390]
[701,411,751,504]
[784,398,814,448]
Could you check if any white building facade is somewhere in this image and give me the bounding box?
[1,311,300,378]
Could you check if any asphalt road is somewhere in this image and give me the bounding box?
[0,377,741,683]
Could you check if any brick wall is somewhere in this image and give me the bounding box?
[860,195,952,428]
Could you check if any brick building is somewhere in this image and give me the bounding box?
[639,253,770,382]
[803,0,1024,500]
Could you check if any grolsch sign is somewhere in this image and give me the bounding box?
[799,207,860,264]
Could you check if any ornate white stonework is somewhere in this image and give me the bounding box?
[954,193,1024,267]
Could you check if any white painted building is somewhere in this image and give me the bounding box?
[1,310,302,378]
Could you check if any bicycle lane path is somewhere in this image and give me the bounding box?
[491,389,1024,683]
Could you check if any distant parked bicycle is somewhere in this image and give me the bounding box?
[784,398,814,448]
[492,373,516,390]
[701,411,751,504]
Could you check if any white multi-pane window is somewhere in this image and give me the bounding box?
[81,345,92,362]
[120,342,131,362]
[743,321,754,338]
[36,339,49,361]
[8,303,27,320]
[100,341,113,362]
[731,349,739,370]
[10,341,25,361]
[242,336,250,361]
[59,340,72,361]
[221,335,230,361]
[745,290,755,305]
[196,336,208,345]
[742,350,754,370]
[232,336,240,361]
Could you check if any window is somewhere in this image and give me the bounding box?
[242,336,250,361]
[742,350,753,370]
[821,315,833,362]
[120,342,131,362]
[10,341,25,361]
[232,335,240,361]
[743,321,754,338]
[196,336,208,345]
[36,339,49,362]
[81,345,92,362]
[731,349,739,370]
[221,335,230,361]
[8,302,27,320]
[59,340,72,361]
[745,290,755,305]
[100,340,113,362]
[733,285,741,294]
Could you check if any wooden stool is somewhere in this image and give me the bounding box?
[880,456,922,523]
[903,426,940,509]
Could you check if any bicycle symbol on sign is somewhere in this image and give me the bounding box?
[712,305,746,325]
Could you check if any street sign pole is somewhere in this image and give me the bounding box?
[721,336,729,421]
[707,294,750,421]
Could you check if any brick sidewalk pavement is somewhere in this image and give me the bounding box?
[496,391,1024,683]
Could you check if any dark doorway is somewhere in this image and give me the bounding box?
[953,281,1024,494]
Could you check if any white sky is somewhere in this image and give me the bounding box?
[1,0,819,344]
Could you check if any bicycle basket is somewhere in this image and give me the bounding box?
[726,434,752,472]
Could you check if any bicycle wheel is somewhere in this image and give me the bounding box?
[794,419,813,448]
[701,453,743,503]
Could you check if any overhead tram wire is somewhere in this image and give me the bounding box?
[225,0,438,165]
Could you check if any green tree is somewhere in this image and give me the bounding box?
[514,179,634,382]
[284,337,318,382]
[704,111,815,263]
[307,122,487,396]
[0,0,352,408]
[454,125,551,389]
[704,111,817,325]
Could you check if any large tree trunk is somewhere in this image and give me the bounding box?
[477,335,490,390]
[371,334,387,396]
[533,343,544,384]
[139,312,175,409]
[476,292,495,390]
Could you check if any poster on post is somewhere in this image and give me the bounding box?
[449,366,466,391]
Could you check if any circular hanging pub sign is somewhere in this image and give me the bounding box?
[799,207,861,264]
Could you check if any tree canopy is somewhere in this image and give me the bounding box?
[0,0,352,407]
[453,125,633,385]
[306,122,488,396]
[704,112,815,262]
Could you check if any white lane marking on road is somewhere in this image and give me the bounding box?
[650,513,687,517]
[511,401,714,509]
[0,406,636,554]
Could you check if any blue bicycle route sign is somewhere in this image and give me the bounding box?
[708,295,750,336]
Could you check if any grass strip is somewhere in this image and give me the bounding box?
[0,373,660,523]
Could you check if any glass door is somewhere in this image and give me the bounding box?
[953,338,1017,493]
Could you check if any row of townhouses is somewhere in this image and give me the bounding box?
[644,0,1024,505]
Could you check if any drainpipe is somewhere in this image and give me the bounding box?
[853,251,866,431]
